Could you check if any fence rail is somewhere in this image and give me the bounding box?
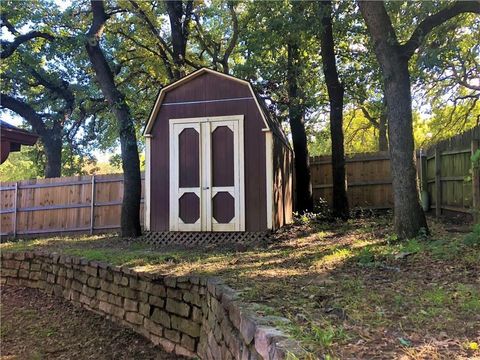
[0,173,144,238]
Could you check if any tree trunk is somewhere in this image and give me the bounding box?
[165,0,193,79]
[86,0,142,237]
[359,1,427,238]
[384,59,427,238]
[378,112,388,151]
[43,131,62,178]
[319,0,349,219]
[287,42,313,213]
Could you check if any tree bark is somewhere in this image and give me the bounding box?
[358,1,427,238]
[43,133,62,178]
[319,1,349,219]
[165,0,194,79]
[385,59,427,237]
[85,0,141,237]
[287,42,313,213]
[378,111,388,151]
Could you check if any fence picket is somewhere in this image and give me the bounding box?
[472,140,479,223]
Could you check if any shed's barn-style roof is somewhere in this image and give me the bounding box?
[144,68,290,148]
[0,120,38,164]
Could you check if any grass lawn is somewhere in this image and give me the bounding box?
[2,216,479,359]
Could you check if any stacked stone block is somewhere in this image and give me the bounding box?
[0,251,302,360]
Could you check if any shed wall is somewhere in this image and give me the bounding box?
[149,72,267,232]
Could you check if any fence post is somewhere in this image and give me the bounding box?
[472,140,479,224]
[12,182,18,238]
[435,147,442,217]
[90,175,96,234]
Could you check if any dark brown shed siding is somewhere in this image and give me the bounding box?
[149,72,267,231]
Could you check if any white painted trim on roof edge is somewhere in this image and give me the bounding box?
[144,68,269,135]
[265,130,274,230]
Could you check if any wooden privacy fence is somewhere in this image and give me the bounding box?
[423,126,479,221]
[311,125,479,222]
[0,173,144,238]
[311,152,397,210]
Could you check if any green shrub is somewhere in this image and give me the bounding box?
[464,223,480,246]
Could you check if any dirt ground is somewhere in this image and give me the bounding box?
[0,286,181,360]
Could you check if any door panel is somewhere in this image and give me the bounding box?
[210,121,239,231]
[170,123,201,231]
[212,126,234,187]
[170,116,244,232]
[178,128,200,187]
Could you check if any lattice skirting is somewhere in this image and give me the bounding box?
[142,231,271,248]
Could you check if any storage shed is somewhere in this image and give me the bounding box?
[143,68,293,234]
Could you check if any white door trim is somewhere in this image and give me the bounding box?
[264,130,274,230]
[145,134,152,231]
[169,122,202,231]
[169,115,245,231]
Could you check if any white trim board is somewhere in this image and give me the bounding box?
[144,135,152,231]
[163,97,254,106]
[265,130,274,230]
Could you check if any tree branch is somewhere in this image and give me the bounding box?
[128,0,173,56]
[0,93,46,134]
[450,64,480,91]
[1,14,19,35]
[1,31,54,59]
[221,1,239,73]
[358,106,380,129]
[401,1,480,59]
[128,0,175,80]
[29,68,75,109]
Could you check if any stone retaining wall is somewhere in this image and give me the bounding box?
[0,251,302,360]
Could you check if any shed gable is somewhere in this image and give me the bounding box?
[144,68,271,135]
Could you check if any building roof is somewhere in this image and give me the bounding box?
[0,120,38,146]
[143,68,291,150]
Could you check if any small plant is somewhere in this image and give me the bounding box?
[399,238,424,254]
[355,247,375,265]
[385,233,399,245]
[312,325,336,348]
[417,227,429,241]
[294,212,315,225]
[464,223,480,247]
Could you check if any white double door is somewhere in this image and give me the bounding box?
[169,115,244,231]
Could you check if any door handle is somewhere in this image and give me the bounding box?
[203,186,210,190]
